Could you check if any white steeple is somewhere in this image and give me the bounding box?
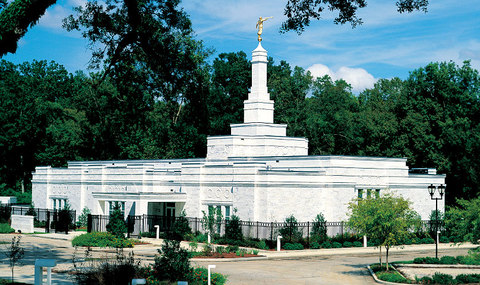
[206,42,309,159]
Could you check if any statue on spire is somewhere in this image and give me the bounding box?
[256,16,273,42]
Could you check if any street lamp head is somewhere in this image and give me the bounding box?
[428,184,436,196]
[438,184,445,196]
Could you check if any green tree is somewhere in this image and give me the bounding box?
[0,0,57,56]
[281,0,429,33]
[347,192,421,270]
[225,208,243,241]
[311,213,327,243]
[208,52,250,135]
[166,210,191,241]
[306,75,361,155]
[444,197,480,243]
[78,207,91,228]
[279,214,303,243]
[106,202,127,239]
[5,236,25,283]
[269,60,311,137]
[154,239,191,282]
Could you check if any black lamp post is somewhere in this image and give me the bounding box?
[428,183,445,259]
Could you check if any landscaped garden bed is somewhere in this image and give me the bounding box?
[369,248,480,284]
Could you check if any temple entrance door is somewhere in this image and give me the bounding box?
[164,202,176,230]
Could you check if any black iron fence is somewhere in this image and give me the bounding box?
[88,214,438,241]
[0,205,76,233]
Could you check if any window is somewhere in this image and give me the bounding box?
[225,206,231,221]
[51,198,68,210]
[357,189,364,199]
[357,188,381,200]
[109,201,125,216]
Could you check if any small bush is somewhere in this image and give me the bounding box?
[440,236,450,243]
[332,242,342,248]
[321,241,332,248]
[342,241,353,247]
[226,245,239,253]
[215,246,225,254]
[188,267,227,285]
[0,223,14,233]
[376,271,407,283]
[432,272,455,284]
[403,238,412,245]
[154,239,191,282]
[455,274,480,283]
[73,248,140,285]
[440,255,457,264]
[140,231,156,238]
[414,257,440,264]
[257,240,269,250]
[202,243,214,256]
[72,232,134,248]
[417,276,433,284]
[236,249,247,257]
[283,243,304,250]
[353,241,363,247]
[106,203,126,239]
[310,242,320,249]
[194,233,207,243]
[251,249,259,255]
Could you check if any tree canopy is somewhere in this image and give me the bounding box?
[281,0,429,33]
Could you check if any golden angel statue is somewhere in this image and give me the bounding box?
[256,16,273,42]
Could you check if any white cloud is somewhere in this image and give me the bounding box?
[307,63,377,93]
[38,5,70,30]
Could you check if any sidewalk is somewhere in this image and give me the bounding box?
[28,231,479,261]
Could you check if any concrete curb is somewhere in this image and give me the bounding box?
[395,263,480,269]
[367,265,408,285]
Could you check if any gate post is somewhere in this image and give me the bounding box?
[46,210,50,233]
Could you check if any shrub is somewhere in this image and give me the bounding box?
[417,276,434,284]
[0,223,14,233]
[403,238,412,245]
[342,241,353,247]
[72,248,140,285]
[440,255,457,264]
[321,241,332,248]
[420,237,435,244]
[310,213,327,243]
[376,271,407,283]
[77,207,91,228]
[236,249,247,257]
[432,272,455,284]
[0,205,11,223]
[188,267,227,285]
[72,232,134,248]
[332,242,342,248]
[257,240,269,250]
[225,209,243,241]
[283,243,304,250]
[251,249,259,255]
[189,240,198,252]
[440,236,450,243]
[353,241,363,247]
[140,231,156,238]
[202,243,214,256]
[167,211,192,241]
[455,274,480,283]
[154,239,191,282]
[310,242,320,249]
[226,245,239,253]
[106,202,127,239]
[279,215,303,243]
[194,233,208,243]
[215,246,225,254]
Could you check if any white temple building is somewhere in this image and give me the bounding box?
[32,43,445,223]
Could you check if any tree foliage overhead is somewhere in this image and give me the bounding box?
[281,0,429,33]
[0,0,57,56]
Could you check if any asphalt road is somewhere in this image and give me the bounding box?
[0,234,475,284]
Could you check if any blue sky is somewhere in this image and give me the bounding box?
[3,0,480,92]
